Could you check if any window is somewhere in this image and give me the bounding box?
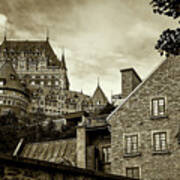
[31,81,35,85]
[0,81,4,86]
[0,90,3,94]
[153,132,167,152]
[10,74,15,80]
[152,98,165,116]
[40,81,44,86]
[48,81,51,86]
[125,135,138,154]
[126,167,140,179]
[102,146,111,163]
[55,81,59,86]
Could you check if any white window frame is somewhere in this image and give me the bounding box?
[123,133,140,155]
[151,130,169,152]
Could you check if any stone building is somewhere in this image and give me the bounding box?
[107,55,180,180]
[0,38,109,116]
[0,60,30,116]
[0,155,135,180]
[15,108,114,174]
[111,68,142,106]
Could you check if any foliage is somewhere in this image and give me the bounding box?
[156,28,180,56]
[0,112,62,154]
[150,0,180,56]
[150,0,180,18]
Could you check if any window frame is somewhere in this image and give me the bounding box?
[153,131,167,152]
[126,167,140,179]
[151,130,170,155]
[151,97,166,117]
[102,145,111,163]
[124,134,139,155]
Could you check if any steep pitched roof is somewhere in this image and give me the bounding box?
[61,50,67,70]
[92,85,109,104]
[0,60,26,93]
[107,56,176,121]
[0,39,61,67]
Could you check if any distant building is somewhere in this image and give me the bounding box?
[0,60,30,116]
[0,38,109,116]
[107,55,180,180]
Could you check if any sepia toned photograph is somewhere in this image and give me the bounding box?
[0,0,179,179]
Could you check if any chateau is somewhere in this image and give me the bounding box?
[0,37,109,117]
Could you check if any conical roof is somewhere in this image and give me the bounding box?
[0,60,26,93]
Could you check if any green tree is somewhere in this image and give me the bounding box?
[150,0,180,56]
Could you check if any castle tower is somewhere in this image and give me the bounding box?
[0,60,30,116]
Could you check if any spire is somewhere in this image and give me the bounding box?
[4,25,7,41]
[97,77,100,87]
[46,27,49,41]
[61,47,67,70]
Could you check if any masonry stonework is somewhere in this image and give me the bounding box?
[110,56,180,180]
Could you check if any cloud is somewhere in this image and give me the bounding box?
[0,0,177,99]
[0,13,7,28]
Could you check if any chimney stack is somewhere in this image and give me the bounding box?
[120,68,142,98]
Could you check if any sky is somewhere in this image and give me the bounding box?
[0,0,178,100]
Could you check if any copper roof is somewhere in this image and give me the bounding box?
[0,61,27,94]
[0,39,62,67]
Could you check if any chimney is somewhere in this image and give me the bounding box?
[121,68,142,98]
[76,115,86,169]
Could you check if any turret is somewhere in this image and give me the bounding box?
[0,60,30,116]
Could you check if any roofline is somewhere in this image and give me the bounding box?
[0,87,30,99]
[120,68,142,82]
[107,58,167,121]
[86,125,109,132]
[0,155,135,179]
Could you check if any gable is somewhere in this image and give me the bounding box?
[92,86,109,105]
[107,55,180,123]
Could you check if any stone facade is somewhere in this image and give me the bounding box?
[0,61,29,116]
[111,68,141,106]
[0,38,109,117]
[108,55,180,180]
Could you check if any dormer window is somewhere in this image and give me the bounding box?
[10,74,16,80]
[0,80,4,86]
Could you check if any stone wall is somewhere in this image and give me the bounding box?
[0,155,135,180]
[110,56,180,180]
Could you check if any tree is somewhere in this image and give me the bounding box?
[150,0,180,56]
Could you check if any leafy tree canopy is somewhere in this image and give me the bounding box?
[150,0,180,56]
[150,0,180,18]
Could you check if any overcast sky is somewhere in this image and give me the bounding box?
[0,0,178,100]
